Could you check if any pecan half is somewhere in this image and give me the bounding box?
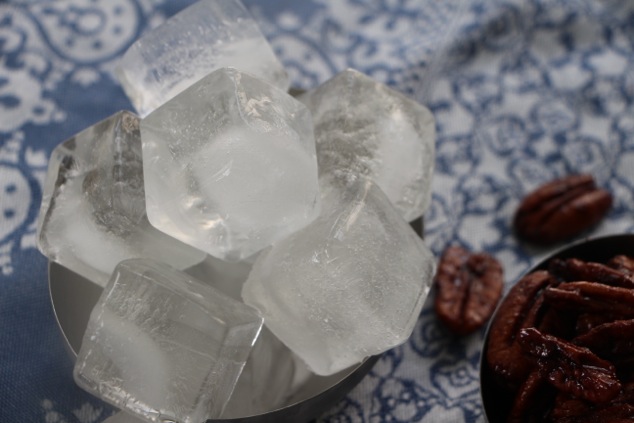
[550,384,634,422]
[486,270,555,387]
[537,304,577,340]
[608,255,634,277]
[549,258,634,289]
[575,312,620,336]
[433,245,503,335]
[544,282,634,318]
[513,174,612,245]
[518,327,622,404]
[574,319,634,363]
[549,392,592,422]
[507,369,553,423]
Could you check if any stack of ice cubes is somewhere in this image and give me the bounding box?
[36,0,438,421]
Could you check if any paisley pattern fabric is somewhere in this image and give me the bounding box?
[2,0,634,421]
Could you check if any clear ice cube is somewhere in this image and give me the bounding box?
[222,327,295,418]
[184,256,297,416]
[74,258,263,423]
[242,175,436,376]
[36,111,205,287]
[185,254,253,301]
[298,69,436,222]
[141,67,320,261]
[116,0,289,117]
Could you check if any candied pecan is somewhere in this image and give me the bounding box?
[518,327,621,404]
[581,405,634,423]
[538,304,577,340]
[608,255,634,277]
[544,282,634,318]
[513,174,612,245]
[574,319,634,360]
[486,270,555,387]
[575,312,620,336]
[549,392,592,422]
[550,384,634,423]
[549,258,634,289]
[507,369,553,423]
[574,319,634,380]
[553,404,634,423]
[433,245,504,335]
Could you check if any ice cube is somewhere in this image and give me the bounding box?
[116,0,289,117]
[184,257,297,416]
[222,327,295,418]
[298,69,436,222]
[184,257,298,416]
[185,254,254,301]
[141,67,320,261]
[242,174,435,376]
[74,258,263,423]
[36,111,205,287]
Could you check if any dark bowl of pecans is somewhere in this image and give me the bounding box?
[480,233,634,422]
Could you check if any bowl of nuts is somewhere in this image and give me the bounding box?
[480,233,634,422]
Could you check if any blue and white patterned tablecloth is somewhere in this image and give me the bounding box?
[3,0,634,422]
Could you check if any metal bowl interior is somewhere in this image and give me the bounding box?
[479,233,634,422]
[48,262,379,423]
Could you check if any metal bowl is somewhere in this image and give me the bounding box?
[479,233,634,422]
[48,213,423,423]
[48,261,379,423]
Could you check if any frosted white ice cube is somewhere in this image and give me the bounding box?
[116,0,289,117]
[74,258,263,423]
[36,111,205,287]
[299,69,436,221]
[242,175,435,376]
[141,67,320,261]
